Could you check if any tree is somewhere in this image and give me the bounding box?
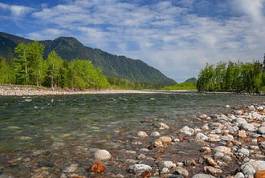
[14,43,30,84]
[27,42,46,86]
[0,58,15,84]
[66,59,109,89]
[46,51,63,88]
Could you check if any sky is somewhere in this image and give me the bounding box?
[0,0,265,82]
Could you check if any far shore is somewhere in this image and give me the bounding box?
[0,85,198,96]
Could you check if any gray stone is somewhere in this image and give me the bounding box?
[150,131,160,137]
[195,133,209,141]
[192,173,216,178]
[175,167,189,177]
[258,127,265,134]
[128,164,152,174]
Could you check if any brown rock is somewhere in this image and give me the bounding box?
[204,166,222,175]
[141,170,152,178]
[255,170,265,178]
[90,161,106,174]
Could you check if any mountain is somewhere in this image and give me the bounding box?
[0,32,175,86]
[184,77,197,83]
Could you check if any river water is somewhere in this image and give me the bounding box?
[0,92,265,177]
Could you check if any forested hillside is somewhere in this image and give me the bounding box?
[0,32,175,86]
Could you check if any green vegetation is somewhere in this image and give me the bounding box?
[0,42,110,90]
[162,82,196,90]
[197,61,265,93]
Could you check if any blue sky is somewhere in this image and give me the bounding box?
[0,0,265,82]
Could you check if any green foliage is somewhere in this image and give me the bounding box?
[46,50,64,88]
[162,82,196,90]
[0,58,15,84]
[65,59,109,89]
[197,61,265,93]
[14,42,47,86]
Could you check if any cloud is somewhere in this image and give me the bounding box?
[17,0,265,81]
[27,28,68,40]
[232,0,265,23]
[0,2,33,17]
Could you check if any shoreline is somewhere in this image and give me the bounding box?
[0,85,166,96]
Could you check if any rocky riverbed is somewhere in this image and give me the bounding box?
[1,103,265,178]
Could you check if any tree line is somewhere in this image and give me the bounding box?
[0,42,109,89]
[197,61,265,93]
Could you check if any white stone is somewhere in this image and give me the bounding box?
[137,131,148,138]
[163,161,176,169]
[248,105,255,111]
[180,126,194,136]
[199,114,208,119]
[94,149,112,161]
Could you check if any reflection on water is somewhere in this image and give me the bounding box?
[0,92,264,177]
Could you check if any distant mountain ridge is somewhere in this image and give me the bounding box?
[0,32,175,86]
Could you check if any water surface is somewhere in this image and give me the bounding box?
[0,92,264,177]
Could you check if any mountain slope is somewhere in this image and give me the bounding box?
[0,32,175,85]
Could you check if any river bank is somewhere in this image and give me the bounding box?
[0,85,164,96]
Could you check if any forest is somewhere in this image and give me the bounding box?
[197,61,265,93]
[0,42,110,89]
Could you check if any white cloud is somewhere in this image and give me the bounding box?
[232,0,265,23]
[25,0,265,81]
[0,2,33,17]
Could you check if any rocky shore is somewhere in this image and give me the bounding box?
[0,85,161,96]
[1,103,265,178]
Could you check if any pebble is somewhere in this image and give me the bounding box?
[180,126,195,136]
[174,167,189,177]
[137,131,148,138]
[192,174,216,178]
[238,130,247,138]
[195,133,209,141]
[94,149,112,161]
[150,131,160,137]
[204,166,223,175]
[163,161,176,169]
[234,172,244,178]
[63,164,78,173]
[159,122,170,129]
[128,164,152,175]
